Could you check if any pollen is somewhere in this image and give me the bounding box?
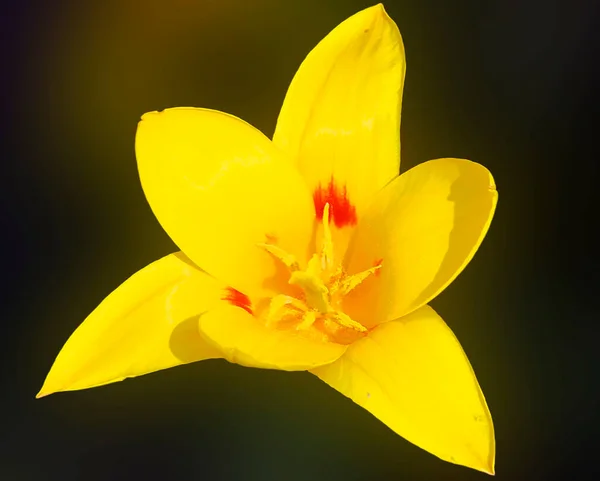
[259,203,380,344]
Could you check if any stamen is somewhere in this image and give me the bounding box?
[289,271,329,314]
[265,294,306,327]
[329,311,367,332]
[258,243,300,271]
[257,208,375,344]
[321,203,334,272]
[305,253,323,278]
[297,311,317,330]
[339,263,382,295]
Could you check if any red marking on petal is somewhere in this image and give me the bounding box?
[222,287,253,315]
[373,258,383,277]
[313,177,357,228]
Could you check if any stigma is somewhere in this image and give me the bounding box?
[258,203,381,345]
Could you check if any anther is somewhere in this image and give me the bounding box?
[258,243,300,271]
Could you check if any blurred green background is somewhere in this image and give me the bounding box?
[2,0,597,480]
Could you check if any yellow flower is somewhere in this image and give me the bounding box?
[38,4,497,475]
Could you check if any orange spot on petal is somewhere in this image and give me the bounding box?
[265,232,278,244]
[373,258,383,277]
[313,177,357,228]
[222,287,253,315]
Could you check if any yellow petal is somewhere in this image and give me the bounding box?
[344,158,497,327]
[311,305,495,474]
[37,253,224,397]
[136,107,315,298]
[199,305,347,371]
[273,4,405,226]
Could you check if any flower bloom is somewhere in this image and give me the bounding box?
[38,4,497,474]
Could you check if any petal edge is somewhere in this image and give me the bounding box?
[199,305,347,371]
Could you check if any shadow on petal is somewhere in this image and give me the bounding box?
[169,314,222,363]
[410,160,497,310]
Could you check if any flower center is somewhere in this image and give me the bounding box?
[258,204,381,345]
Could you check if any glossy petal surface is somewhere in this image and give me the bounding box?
[273,4,405,224]
[38,253,223,396]
[311,305,495,474]
[344,158,497,327]
[136,108,315,298]
[199,305,347,371]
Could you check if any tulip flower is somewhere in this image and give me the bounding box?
[39,4,497,474]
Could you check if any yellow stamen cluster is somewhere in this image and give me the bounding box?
[259,204,381,344]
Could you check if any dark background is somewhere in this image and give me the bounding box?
[2,0,598,480]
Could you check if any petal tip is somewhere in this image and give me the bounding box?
[140,107,201,123]
[364,3,390,24]
[36,376,59,398]
[140,110,160,122]
[488,174,498,195]
[482,163,497,193]
[480,461,496,476]
[486,444,497,476]
[470,433,496,475]
[374,3,389,17]
[447,448,495,475]
[35,387,51,399]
